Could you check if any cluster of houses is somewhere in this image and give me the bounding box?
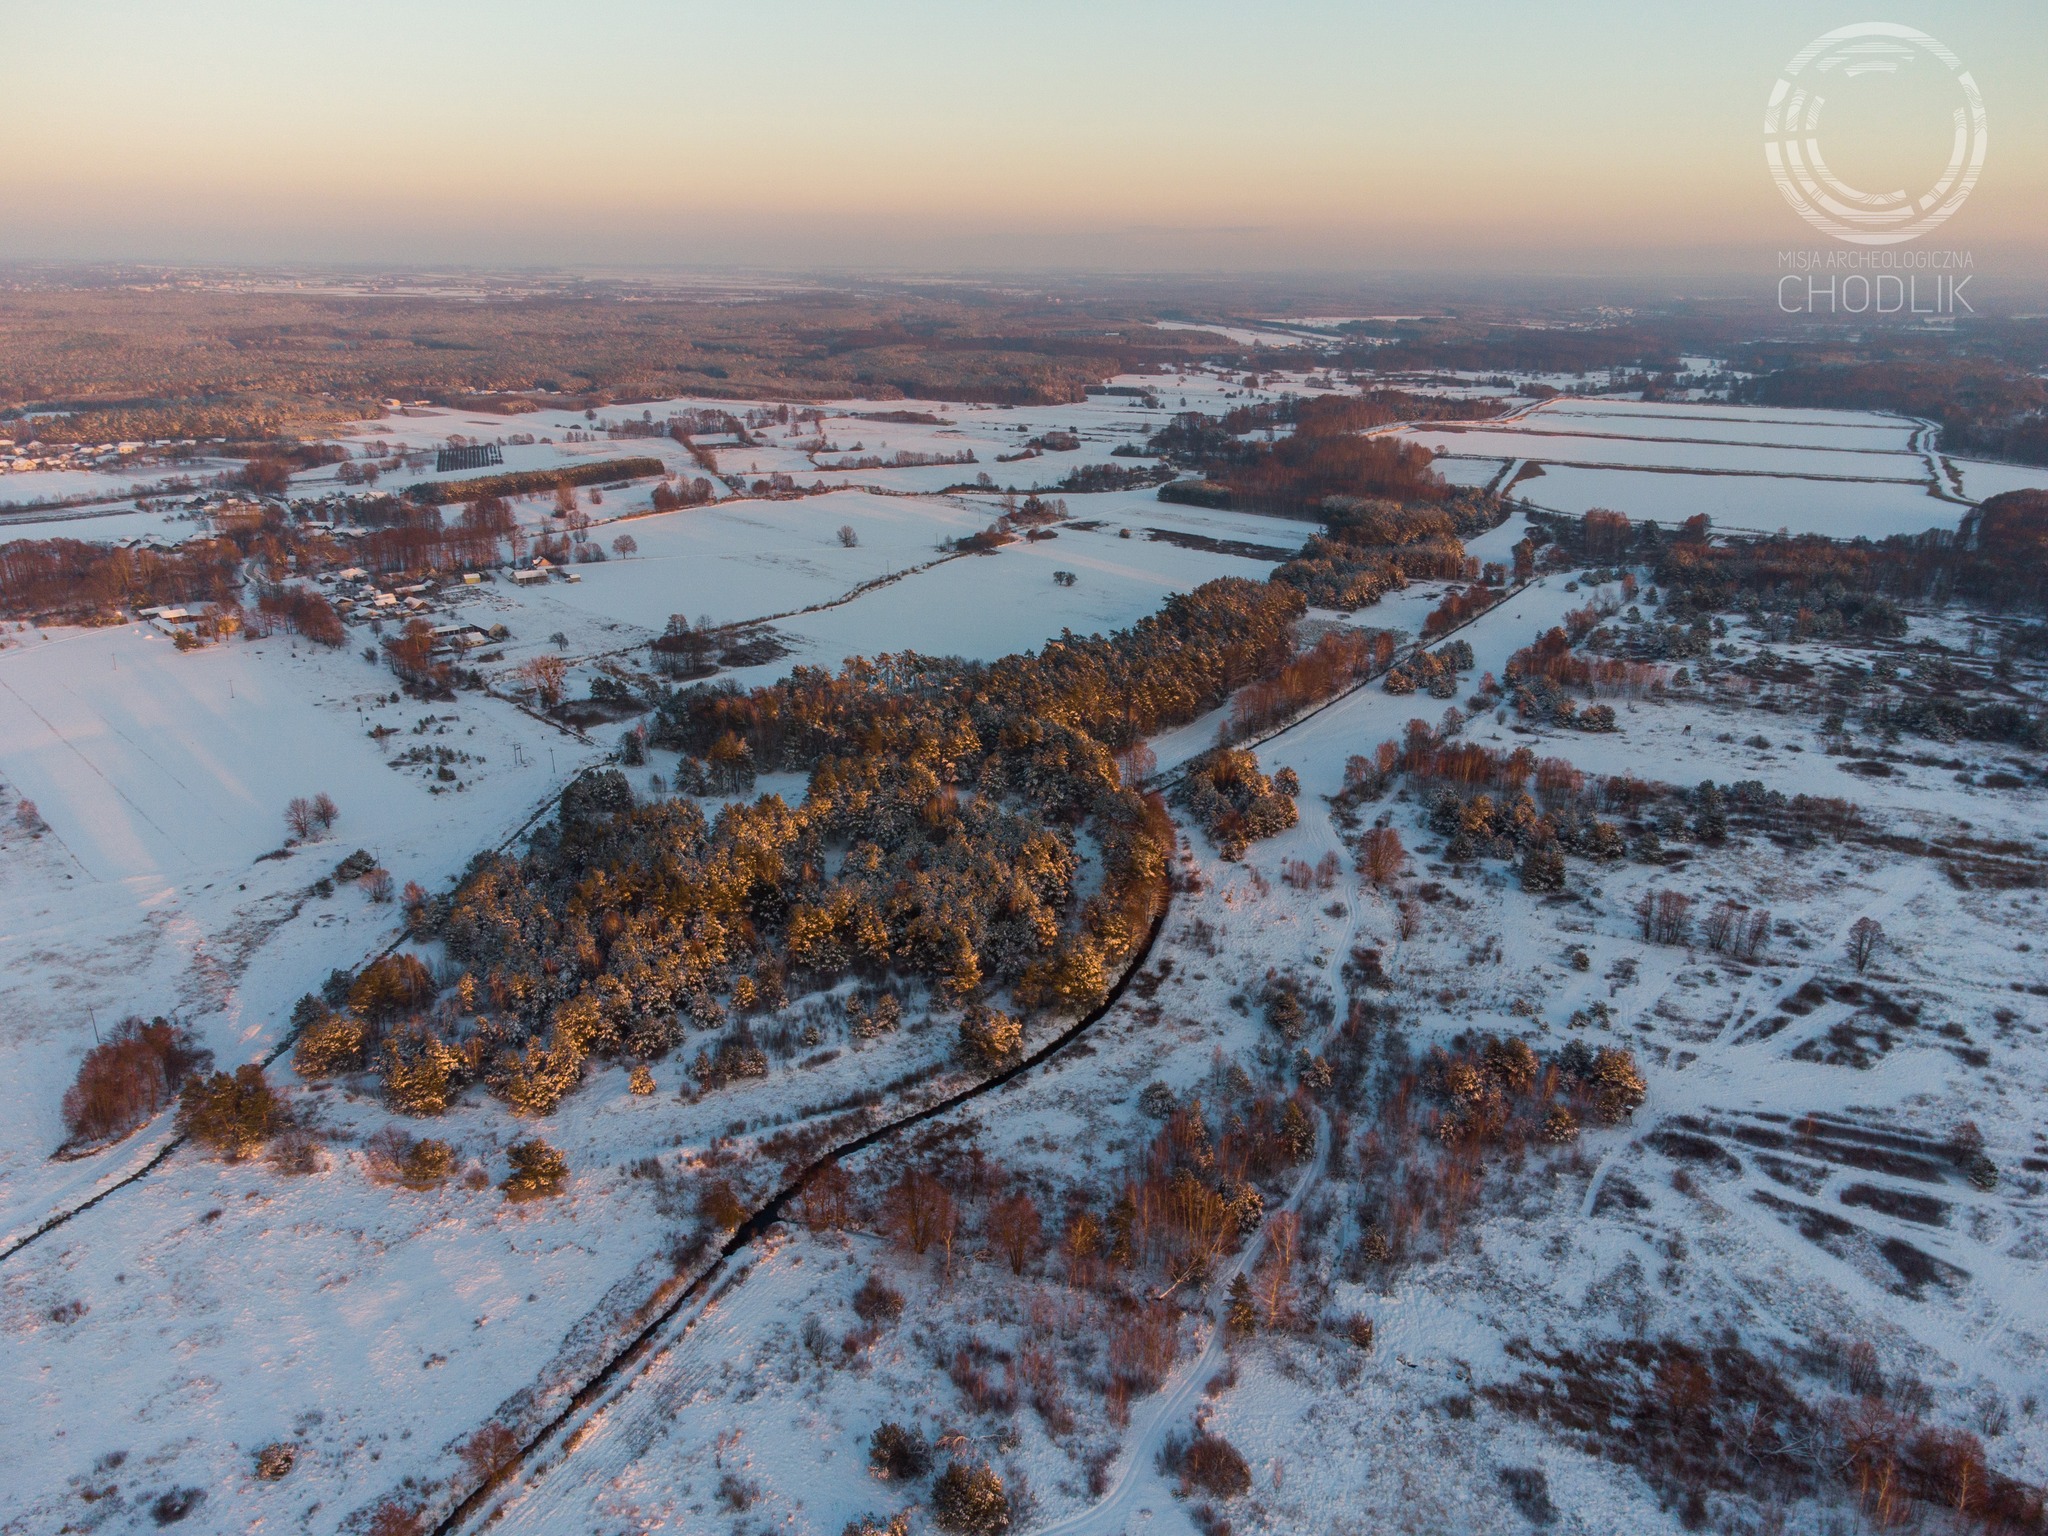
[135,603,210,636]
[319,565,440,617]
[3,438,192,474]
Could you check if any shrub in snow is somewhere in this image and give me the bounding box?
[177,1064,282,1160]
[365,1127,456,1188]
[254,1443,296,1480]
[1520,841,1566,893]
[868,1422,932,1481]
[847,992,901,1039]
[500,1138,567,1200]
[931,1461,1011,1534]
[292,1006,366,1078]
[1498,1467,1557,1526]
[851,1273,904,1326]
[1262,978,1309,1042]
[62,1015,211,1145]
[364,1498,423,1536]
[1162,1431,1252,1499]
[458,1421,521,1483]
[268,1126,325,1176]
[628,1063,655,1095]
[692,1030,768,1091]
[348,954,436,1022]
[382,1026,466,1116]
[958,1004,1022,1069]
[1556,1041,1646,1124]
[985,1191,1041,1275]
[1357,825,1406,887]
[1176,747,1297,860]
[1226,1274,1259,1337]
[150,1488,207,1524]
[697,1176,747,1230]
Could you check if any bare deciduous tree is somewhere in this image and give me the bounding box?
[884,1167,955,1260]
[796,1160,851,1233]
[837,524,858,548]
[521,653,568,709]
[1847,915,1884,974]
[1636,888,1693,945]
[985,1191,1041,1275]
[1358,826,1406,888]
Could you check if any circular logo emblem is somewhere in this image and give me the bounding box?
[1764,23,1987,246]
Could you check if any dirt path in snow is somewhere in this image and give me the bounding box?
[427,886,1175,1536]
[446,549,1549,1533]
[1031,804,1359,1535]
[0,770,587,1266]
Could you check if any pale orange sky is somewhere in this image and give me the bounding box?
[1,0,2042,274]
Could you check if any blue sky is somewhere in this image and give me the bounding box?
[0,1,2040,273]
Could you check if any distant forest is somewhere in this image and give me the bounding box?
[0,286,1225,444]
[4,279,2044,470]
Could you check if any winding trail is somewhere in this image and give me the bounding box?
[1031,789,1359,1536]
[449,546,1546,1534]
[429,886,1175,1536]
[0,770,588,1265]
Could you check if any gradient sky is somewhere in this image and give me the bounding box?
[2,0,2043,276]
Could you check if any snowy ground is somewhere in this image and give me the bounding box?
[417,570,2048,1536]
[0,623,607,1244]
[1387,398,1982,541]
[3,377,2044,1536]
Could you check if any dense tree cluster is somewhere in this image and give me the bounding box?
[0,536,243,621]
[1228,627,1391,736]
[1628,494,2048,618]
[1175,748,1299,859]
[177,1063,284,1160]
[383,583,1305,1115]
[1503,626,1667,729]
[1383,638,1474,698]
[1351,1029,1642,1272]
[1147,389,1510,524]
[252,584,346,646]
[1270,491,1500,611]
[1485,1332,2047,1534]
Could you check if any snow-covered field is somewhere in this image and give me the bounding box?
[1384,397,1983,540]
[1513,463,1959,538]
[0,624,607,1242]
[1951,456,2048,503]
[0,460,238,513]
[3,376,2045,1536]
[393,564,2048,1536]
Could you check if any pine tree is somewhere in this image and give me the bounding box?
[1226,1273,1259,1337]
